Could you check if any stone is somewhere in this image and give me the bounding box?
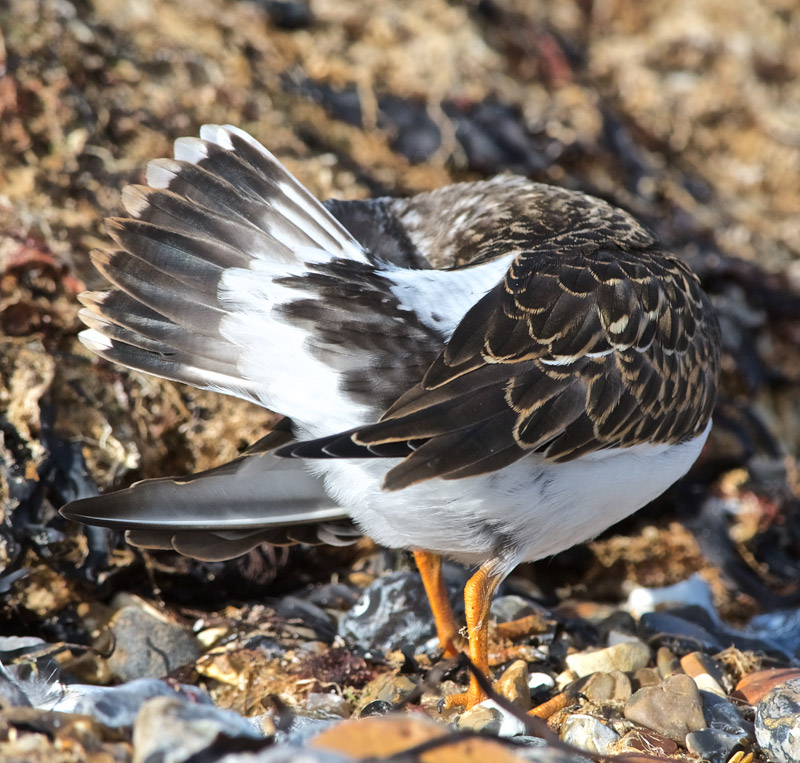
[339,571,459,654]
[701,691,753,737]
[306,692,352,719]
[132,694,261,763]
[456,700,528,738]
[581,670,632,702]
[314,714,524,760]
[357,673,419,711]
[627,574,716,619]
[632,667,662,689]
[494,660,532,711]
[686,728,750,763]
[560,714,619,755]
[755,676,800,763]
[106,598,201,681]
[639,611,725,652]
[52,678,213,728]
[618,729,679,756]
[680,651,730,695]
[624,674,707,744]
[565,640,650,678]
[734,668,800,705]
[656,646,681,678]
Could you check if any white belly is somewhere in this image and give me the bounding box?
[310,421,711,568]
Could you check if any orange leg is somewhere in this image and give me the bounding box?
[442,561,502,710]
[414,550,460,658]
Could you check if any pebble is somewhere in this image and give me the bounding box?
[755,676,800,763]
[701,690,753,737]
[627,574,716,618]
[106,597,201,681]
[491,595,552,626]
[306,692,352,719]
[624,674,707,743]
[132,694,262,763]
[313,714,526,760]
[680,651,730,695]
[734,667,800,705]
[638,611,724,652]
[0,673,32,708]
[686,728,749,763]
[357,673,419,711]
[45,678,213,727]
[560,714,619,755]
[339,571,457,654]
[456,700,528,738]
[581,670,631,702]
[618,729,679,756]
[272,596,338,643]
[632,667,662,689]
[744,607,800,659]
[565,639,650,677]
[656,646,681,678]
[494,660,532,711]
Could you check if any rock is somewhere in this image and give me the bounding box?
[744,607,800,659]
[686,728,750,763]
[639,611,725,652]
[106,597,201,681]
[339,571,458,654]
[581,671,631,702]
[565,640,650,678]
[624,674,707,744]
[656,646,681,678]
[0,674,32,708]
[491,595,542,623]
[306,692,352,719]
[456,700,528,738]
[627,574,716,618]
[272,596,338,643]
[132,694,261,763]
[701,691,753,737]
[313,714,524,760]
[680,651,730,695]
[755,676,800,763]
[632,667,662,689]
[494,660,532,710]
[560,714,619,755]
[618,729,679,756]
[357,673,419,711]
[734,668,800,705]
[261,0,313,30]
[47,678,213,727]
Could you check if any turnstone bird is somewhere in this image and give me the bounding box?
[62,124,720,709]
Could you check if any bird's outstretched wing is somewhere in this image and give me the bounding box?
[280,244,720,491]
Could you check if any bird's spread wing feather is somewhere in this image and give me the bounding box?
[281,245,720,491]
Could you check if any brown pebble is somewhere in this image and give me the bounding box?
[582,670,632,702]
[495,613,551,640]
[312,715,522,762]
[619,729,680,756]
[493,659,532,711]
[656,646,681,679]
[680,651,729,691]
[624,673,707,744]
[633,667,663,689]
[733,668,800,705]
